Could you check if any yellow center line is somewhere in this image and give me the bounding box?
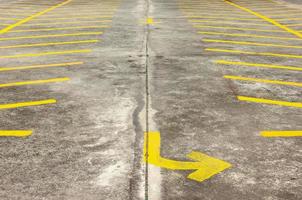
[0,99,57,110]
[0,32,102,41]
[0,49,91,59]
[0,77,70,88]
[198,31,300,41]
[237,96,302,108]
[224,0,302,39]
[260,131,302,137]
[215,60,302,71]
[203,39,302,49]
[206,48,302,59]
[10,25,109,33]
[0,40,99,49]
[0,61,83,72]
[0,0,73,34]
[0,130,32,137]
[195,25,285,33]
[224,75,302,87]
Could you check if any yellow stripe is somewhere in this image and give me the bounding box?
[21,20,111,26]
[224,0,302,39]
[191,20,269,26]
[0,77,70,88]
[0,32,102,41]
[10,25,109,33]
[194,25,285,33]
[33,16,112,21]
[188,16,262,21]
[0,99,56,110]
[0,17,21,20]
[215,60,302,71]
[0,61,83,72]
[260,131,302,137]
[146,18,154,25]
[0,0,72,34]
[206,48,302,59]
[203,39,302,49]
[224,75,302,87]
[0,40,98,49]
[198,31,300,41]
[278,18,302,21]
[237,96,302,108]
[0,49,91,59]
[0,130,32,137]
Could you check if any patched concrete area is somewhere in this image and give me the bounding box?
[0,0,301,200]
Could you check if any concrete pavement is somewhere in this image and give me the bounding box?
[0,0,301,199]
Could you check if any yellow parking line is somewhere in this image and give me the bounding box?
[21,20,111,26]
[278,18,302,21]
[203,39,302,49]
[0,0,72,34]
[224,0,302,39]
[0,77,70,88]
[10,25,109,33]
[0,130,32,137]
[0,17,21,20]
[33,16,112,21]
[0,99,56,110]
[0,61,83,72]
[198,31,301,41]
[0,40,99,49]
[224,75,302,87]
[0,49,91,59]
[215,60,302,71]
[237,96,302,108]
[188,16,262,21]
[190,20,269,26]
[206,48,302,59]
[260,130,302,137]
[195,25,285,32]
[0,32,102,41]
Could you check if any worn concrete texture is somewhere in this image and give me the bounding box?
[0,0,301,200]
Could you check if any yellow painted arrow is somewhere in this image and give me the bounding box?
[144,131,231,182]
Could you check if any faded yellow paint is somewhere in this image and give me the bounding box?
[0,77,70,88]
[0,99,56,110]
[144,131,231,182]
[237,96,302,108]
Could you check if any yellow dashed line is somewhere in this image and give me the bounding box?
[0,77,70,88]
[237,96,302,108]
[0,99,57,110]
[224,75,302,87]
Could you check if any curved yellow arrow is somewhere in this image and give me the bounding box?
[144,132,231,182]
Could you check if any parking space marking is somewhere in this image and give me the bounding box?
[224,0,302,39]
[144,132,231,182]
[188,16,262,21]
[21,20,111,26]
[0,61,83,72]
[10,26,108,33]
[203,39,302,49]
[224,75,302,87]
[0,40,99,49]
[0,0,73,34]
[0,49,91,59]
[32,16,112,21]
[0,99,56,110]
[195,25,285,33]
[206,48,302,59]
[260,131,302,137]
[0,130,32,137]
[216,60,302,71]
[191,20,270,26]
[198,31,300,41]
[0,32,102,41]
[237,96,302,108]
[0,77,70,88]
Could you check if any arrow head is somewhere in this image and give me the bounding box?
[186,151,232,182]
